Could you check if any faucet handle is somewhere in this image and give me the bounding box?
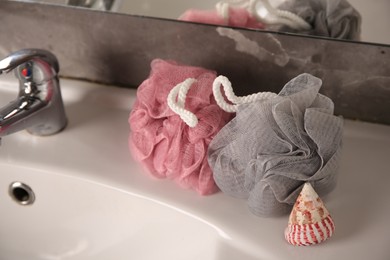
[0,49,59,74]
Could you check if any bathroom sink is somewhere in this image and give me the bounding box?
[1,76,390,259]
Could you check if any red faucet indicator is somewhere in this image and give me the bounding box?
[21,68,31,77]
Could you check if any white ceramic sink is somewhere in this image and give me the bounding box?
[1,76,390,259]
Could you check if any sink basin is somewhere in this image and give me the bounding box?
[1,165,222,259]
[1,76,390,259]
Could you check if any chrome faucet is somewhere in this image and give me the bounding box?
[0,49,67,139]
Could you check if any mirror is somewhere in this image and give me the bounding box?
[13,0,390,45]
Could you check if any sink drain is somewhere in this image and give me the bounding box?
[9,182,35,205]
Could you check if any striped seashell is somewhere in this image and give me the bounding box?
[285,183,335,246]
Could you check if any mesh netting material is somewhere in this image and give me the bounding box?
[208,73,343,217]
[129,59,232,195]
[275,0,361,40]
[179,7,265,29]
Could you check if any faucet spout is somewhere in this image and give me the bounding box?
[0,49,67,137]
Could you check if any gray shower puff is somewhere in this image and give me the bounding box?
[275,0,361,40]
[208,73,343,217]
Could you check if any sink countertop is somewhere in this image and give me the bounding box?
[0,77,390,259]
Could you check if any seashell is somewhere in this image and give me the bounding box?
[285,183,335,246]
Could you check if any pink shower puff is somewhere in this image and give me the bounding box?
[179,7,265,29]
[129,59,232,195]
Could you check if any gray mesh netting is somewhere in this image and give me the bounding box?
[208,73,343,217]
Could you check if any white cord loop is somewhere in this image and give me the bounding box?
[216,0,249,23]
[168,76,277,126]
[216,0,311,30]
[213,75,277,113]
[167,78,199,128]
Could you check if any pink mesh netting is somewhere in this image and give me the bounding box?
[129,59,232,195]
[179,7,265,29]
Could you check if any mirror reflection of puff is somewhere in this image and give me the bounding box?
[273,0,362,40]
[180,0,362,41]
